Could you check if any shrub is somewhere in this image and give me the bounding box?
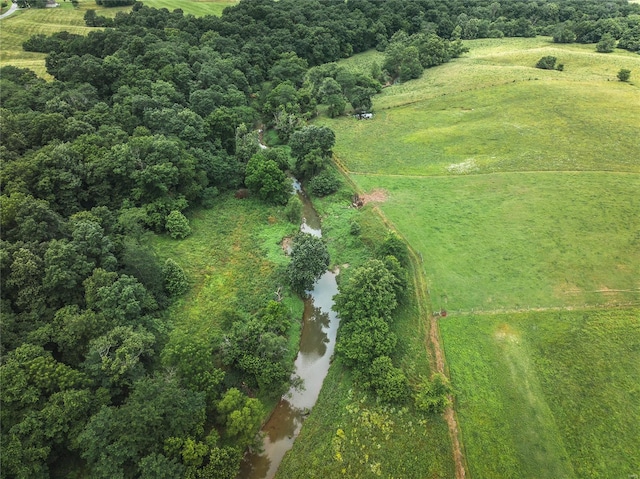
[535,56,557,70]
[165,210,191,239]
[349,220,361,236]
[414,373,453,414]
[617,69,631,82]
[284,196,302,224]
[596,33,616,53]
[309,169,341,197]
[377,230,409,266]
[162,258,189,297]
[367,356,410,403]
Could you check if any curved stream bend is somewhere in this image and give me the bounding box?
[239,181,339,479]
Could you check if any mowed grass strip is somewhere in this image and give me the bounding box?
[142,0,237,16]
[354,172,640,312]
[440,308,640,479]
[150,194,298,337]
[0,2,124,77]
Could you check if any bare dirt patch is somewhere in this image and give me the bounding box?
[281,236,293,255]
[360,189,389,205]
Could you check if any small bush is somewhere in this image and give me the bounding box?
[617,69,631,82]
[596,33,616,53]
[163,258,189,297]
[165,210,192,239]
[556,63,564,71]
[349,220,361,236]
[535,56,557,70]
[414,373,453,414]
[309,169,341,197]
[377,230,409,266]
[367,356,410,404]
[284,196,302,224]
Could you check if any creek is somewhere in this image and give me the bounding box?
[238,180,340,479]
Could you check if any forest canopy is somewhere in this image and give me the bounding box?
[2,0,639,477]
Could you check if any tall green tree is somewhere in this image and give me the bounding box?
[287,233,330,294]
[245,154,291,205]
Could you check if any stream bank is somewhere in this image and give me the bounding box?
[239,181,339,479]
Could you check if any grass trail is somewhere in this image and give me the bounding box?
[440,309,640,479]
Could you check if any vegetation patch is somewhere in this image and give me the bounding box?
[151,194,300,338]
[440,308,640,479]
[0,0,236,77]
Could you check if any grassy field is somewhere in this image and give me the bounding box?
[324,37,640,314]
[440,308,640,479]
[324,37,640,478]
[150,193,300,342]
[0,0,236,77]
[325,41,640,176]
[354,172,640,313]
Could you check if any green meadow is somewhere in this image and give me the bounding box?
[324,37,640,314]
[324,37,640,477]
[354,172,640,313]
[150,194,301,364]
[0,0,236,77]
[440,309,640,479]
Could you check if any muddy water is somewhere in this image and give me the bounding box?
[238,181,339,479]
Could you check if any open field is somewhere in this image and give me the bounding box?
[440,308,640,479]
[0,0,236,77]
[150,194,299,338]
[324,40,640,176]
[354,172,640,313]
[326,37,640,477]
[325,37,640,313]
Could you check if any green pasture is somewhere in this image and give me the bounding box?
[0,0,236,77]
[325,79,640,175]
[150,194,299,338]
[354,172,640,313]
[141,0,236,16]
[323,43,640,177]
[338,37,640,112]
[326,39,640,313]
[440,308,640,479]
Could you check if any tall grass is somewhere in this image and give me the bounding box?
[150,194,300,337]
[440,308,640,479]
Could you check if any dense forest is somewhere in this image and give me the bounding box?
[1,0,639,477]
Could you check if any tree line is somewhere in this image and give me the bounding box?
[2,0,639,477]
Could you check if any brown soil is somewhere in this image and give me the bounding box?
[281,237,293,255]
[360,189,388,205]
[411,251,467,479]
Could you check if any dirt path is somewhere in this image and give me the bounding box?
[333,155,468,478]
[412,254,467,479]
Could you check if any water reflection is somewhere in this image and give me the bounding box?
[240,269,340,479]
[239,180,339,479]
